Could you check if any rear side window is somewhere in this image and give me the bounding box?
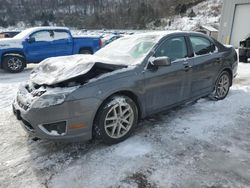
[53,30,71,40]
[155,37,188,61]
[190,36,215,56]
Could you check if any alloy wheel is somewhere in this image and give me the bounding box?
[7,57,23,71]
[104,102,134,139]
[216,74,230,99]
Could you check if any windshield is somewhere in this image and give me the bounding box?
[13,28,34,39]
[95,34,161,65]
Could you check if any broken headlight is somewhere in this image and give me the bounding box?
[30,86,79,109]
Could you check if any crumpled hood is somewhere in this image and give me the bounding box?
[30,54,126,86]
[0,38,22,49]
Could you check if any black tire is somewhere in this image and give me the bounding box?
[94,95,138,145]
[209,71,231,100]
[79,49,92,54]
[3,55,25,73]
[239,55,248,63]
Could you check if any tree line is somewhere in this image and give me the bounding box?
[0,0,204,29]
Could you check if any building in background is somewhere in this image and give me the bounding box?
[195,25,218,39]
[218,0,250,47]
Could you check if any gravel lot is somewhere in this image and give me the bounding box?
[0,62,250,188]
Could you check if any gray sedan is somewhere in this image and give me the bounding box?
[13,31,238,144]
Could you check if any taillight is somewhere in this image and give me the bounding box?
[99,38,102,48]
[234,50,238,62]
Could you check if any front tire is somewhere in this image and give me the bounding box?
[3,55,25,73]
[210,71,231,100]
[94,95,138,144]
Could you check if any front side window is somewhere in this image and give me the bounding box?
[190,36,215,56]
[155,37,188,61]
[31,31,54,42]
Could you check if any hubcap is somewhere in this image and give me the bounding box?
[104,101,134,139]
[7,57,22,71]
[216,74,230,98]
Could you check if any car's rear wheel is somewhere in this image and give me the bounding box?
[210,71,231,100]
[3,55,25,73]
[239,55,248,63]
[94,95,138,144]
[79,49,92,54]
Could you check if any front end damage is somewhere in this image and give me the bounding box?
[13,54,128,141]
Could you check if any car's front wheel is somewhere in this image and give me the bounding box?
[210,71,231,100]
[3,55,25,73]
[94,95,138,144]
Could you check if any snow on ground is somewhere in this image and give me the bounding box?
[1,62,250,188]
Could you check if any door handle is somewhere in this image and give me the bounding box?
[215,58,221,63]
[183,62,192,72]
[184,65,192,72]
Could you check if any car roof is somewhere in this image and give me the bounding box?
[24,26,70,33]
[130,30,207,38]
[12,27,71,39]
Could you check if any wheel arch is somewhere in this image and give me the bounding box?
[92,90,143,137]
[221,68,233,86]
[1,52,26,68]
[79,47,93,54]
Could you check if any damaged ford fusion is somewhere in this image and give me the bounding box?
[13,31,238,144]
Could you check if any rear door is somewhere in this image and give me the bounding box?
[25,30,56,62]
[53,30,73,56]
[188,35,222,97]
[143,36,192,113]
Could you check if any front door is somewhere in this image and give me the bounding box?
[25,30,56,62]
[143,36,192,113]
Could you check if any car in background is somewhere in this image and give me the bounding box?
[0,31,21,38]
[13,31,238,144]
[239,34,250,63]
[101,34,123,47]
[0,27,102,73]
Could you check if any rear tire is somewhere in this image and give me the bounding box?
[239,55,248,63]
[3,55,25,73]
[209,71,231,100]
[94,95,138,145]
[79,49,92,54]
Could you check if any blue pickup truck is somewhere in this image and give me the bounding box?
[0,27,102,73]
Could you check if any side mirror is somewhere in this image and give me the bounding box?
[152,56,171,67]
[26,37,35,43]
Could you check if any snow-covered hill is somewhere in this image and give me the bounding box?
[148,0,222,31]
